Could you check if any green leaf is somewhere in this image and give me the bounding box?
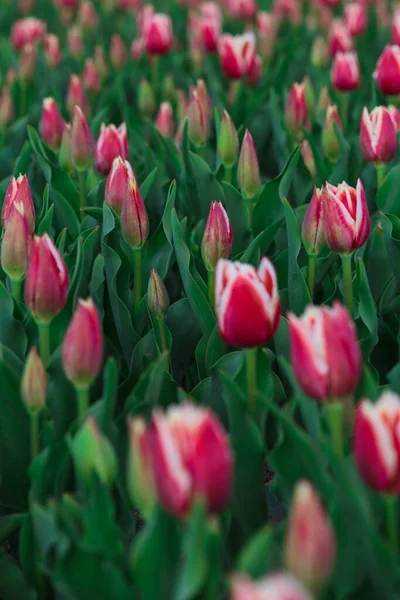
[0,554,36,600]
[355,257,378,360]
[0,513,26,544]
[236,526,274,578]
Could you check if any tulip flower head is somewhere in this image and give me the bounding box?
[201,201,233,271]
[1,201,32,282]
[284,81,311,139]
[21,347,47,414]
[218,32,256,79]
[237,129,260,200]
[40,97,65,150]
[328,20,353,57]
[322,104,342,162]
[344,3,367,37]
[331,51,360,92]
[105,156,134,215]
[95,123,128,175]
[147,269,170,320]
[2,174,35,233]
[360,106,397,164]
[218,110,239,169]
[302,187,324,256]
[374,45,400,97]
[70,105,93,171]
[143,13,173,55]
[120,177,149,249]
[230,573,313,600]
[155,102,174,138]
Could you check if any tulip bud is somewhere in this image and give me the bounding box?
[331,51,360,92]
[317,86,331,115]
[138,78,156,118]
[1,203,31,282]
[40,97,64,151]
[127,417,156,518]
[215,258,280,348]
[62,298,103,389]
[176,89,189,123]
[2,174,35,233]
[354,391,400,493]
[285,480,336,593]
[95,45,108,80]
[66,74,90,118]
[328,20,353,57]
[70,105,93,171]
[311,36,329,68]
[147,269,170,320]
[71,416,117,486]
[218,33,256,79]
[59,123,73,172]
[67,26,84,58]
[120,177,149,249]
[322,104,342,162]
[78,1,99,30]
[95,123,128,175]
[201,202,233,271]
[237,130,260,200]
[0,86,14,128]
[322,179,370,254]
[288,301,361,402]
[230,574,313,600]
[105,156,134,215]
[131,38,143,61]
[188,90,210,148]
[374,45,400,97]
[143,13,173,55]
[301,187,324,255]
[24,234,69,323]
[19,43,37,83]
[110,34,127,70]
[218,110,239,169]
[155,102,174,138]
[83,59,101,94]
[344,2,367,37]
[301,140,316,180]
[11,17,46,51]
[284,82,310,140]
[21,347,47,413]
[44,34,61,68]
[226,0,257,20]
[360,106,397,164]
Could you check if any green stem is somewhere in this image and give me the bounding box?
[376,163,385,191]
[158,317,168,354]
[246,195,254,230]
[340,92,349,133]
[151,55,159,96]
[384,494,398,552]
[78,171,86,219]
[341,254,353,316]
[224,166,232,184]
[0,127,5,149]
[20,83,27,117]
[30,411,40,461]
[307,254,316,300]
[199,145,207,161]
[207,269,215,310]
[133,248,143,311]
[325,401,345,458]
[245,347,258,417]
[11,279,22,304]
[38,321,51,367]
[77,385,90,419]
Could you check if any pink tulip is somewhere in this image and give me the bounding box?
[331,51,360,92]
[218,33,256,79]
[374,45,400,96]
[143,13,173,55]
[230,573,313,600]
[360,106,397,164]
[95,123,128,175]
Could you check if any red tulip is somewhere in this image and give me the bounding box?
[143,13,173,55]
[215,258,280,348]
[67,25,84,58]
[284,81,311,138]
[230,574,313,600]
[360,106,397,164]
[70,105,93,171]
[344,3,367,37]
[374,45,400,96]
[66,74,90,118]
[226,0,257,21]
[155,102,174,138]
[120,177,149,249]
[1,202,31,282]
[328,20,353,56]
[83,59,101,94]
[238,130,260,200]
[44,34,61,68]
[110,34,127,70]
[2,174,35,232]
[202,202,233,270]
[78,1,99,30]
[302,187,324,255]
[199,4,221,53]
[11,17,46,51]
[218,33,256,79]
[388,104,400,132]
[331,51,360,92]
[105,156,134,215]
[95,123,128,175]
[288,301,361,402]
[40,97,64,150]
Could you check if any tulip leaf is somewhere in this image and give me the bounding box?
[355,257,378,360]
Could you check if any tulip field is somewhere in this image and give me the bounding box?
[4,0,400,598]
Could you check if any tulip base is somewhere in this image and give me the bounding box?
[325,401,344,458]
[307,254,316,300]
[77,385,90,419]
[341,254,353,316]
[38,321,51,367]
[10,279,22,304]
[207,270,215,311]
[383,494,398,553]
[30,411,40,461]
[245,347,258,417]
[133,248,143,312]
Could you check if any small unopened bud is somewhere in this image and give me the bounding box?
[2,174,35,232]
[120,177,149,249]
[237,130,260,199]
[83,59,101,94]
[40,97,64,151]
[66,74,90,118]
[21,347,47,413]
[218,110,239,169]
[71,416,117,486]
[196,79,213,119]
[301,140,316,179]
[70,105,93,171]
[317,86,331,115]
[311,36,329,69]
[301,187,324,255]
[155,102,174,138]
[322,104,342,162]
[44,34,61,68]
[78,1,99,31]
[19,43,37,83]
[127,417,156,518]
[1,203,31,281]
[110,34,127,70]
[138,78,156,119]
[147,269,169,319]
[105,156,134,215]
[67,26,84,58]
[0,86,14,128]
[188,89,209,148]
[201,201,233,270]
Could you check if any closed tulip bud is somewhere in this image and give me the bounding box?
[311,36,329,68]
[59,123,73,172]
[257,12,278,64]
[374,45,400,97]
[131,38,143,61]
[2,174,35,233]
[317,86,331,115]
[95,45,108,80]
[246,54,262,87]
[216,257,280,348]
[301,140,316,180]
[83,59,101,94]
[201,202,233,271]
[288,301,361,402]
[62,297,103,388]
[70,106,93,171]
[143,13,173,55]
[238,130,260,200]
[138,78,156,118]
[95,123,128,175]
[121,177,149,249]
[1,203,31,281]
[0,86,14,128]
[66,74,90,118]
[218,110,239,169]
[71,416,117,486]
[199,13,221,54]
[21,347,47,413]
[392,12,400,46]
[196,79,213,119]
[285,481,336,593]
[331,51,360,92]
[354,391,400,493]
[78,1,99,30]
[67,26,84,58]
[147,269,169,320]
[155,102,174,138]
[110,34,127,70]
[127,417,156,518]
[218,33,256,79]
[360,106,397,164]
[105,156,134,215]
[302,187,324,255]
[322,179,370,254]
[344,2,367,37]
[226,0,257,20]
[322,104,342,162]
[177,89,189,123]
[40,98,64,151]
[284,82,310,139]
[230,574,313,600]
[328,20,353,57]
[19,43,37,83]
[188,90,209,148]
[24,234,69,323]
[388,104,400,132]
[44,34,61,68]
[11,17,46,51]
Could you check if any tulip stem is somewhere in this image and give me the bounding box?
[224,166,232,184]
[151,55,159,95]
[30,412,39,461]
[11,279,22,304]
[133,248,143,311]
[20,83,27,117]
[158,317,168,354]
[199,145,208,161]
[38,321,51,367]
[77,385,90,419]
[246,196,254,230]
[78,171,86,219]
[245,347,258,417]
[208,269,215,310]
[339,92,349,133]
[307,254,316,299]
[341,254,353,316]
[384,494,398,552]
[376,164,385,191]
[325,401,344,458]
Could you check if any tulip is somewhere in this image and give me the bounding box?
[21,347,47,414]
[95,123,128,175]
[70,105,93,171]
[71,416,117,486]
[120,177,149,250]
[257,12,278,64]
[11,17,46,51]
[237,130,260,202]
[230,573,313,600]
[0,86,14,129]
[360,106,397,164]
[202,202,233,276]
[155,102,174,138]
[388,105,400,132]
[273,0,302,26]
[218,110,239,175]
[147,269,170,321]
[188,89,209,148]
[196,79,213,119]
[19,43,37,84]
[2,174,35,233]
[344,3,367,37]
[66,74,90,118]
[110,34,127,70]
[138,78,156,118]
[301,140,316,180]
[302,187,324,266]
[127,417,157,518]
[131,38,143,61]
[143,13,173,55]
[311,36,329,69]
[44,34,61,68]
[322,104,342,162]
[246,54,262,87]
[67,25,84,58]
[83,59,101,94]
[78,1,99,30]
[40,98,64,151]
[328,20,353,57]
[218,33,256,79]
[374,46,400,97]
[95,45,108,80]
[284,81,311,140]
[105,156,134,215]
[317,86,331,116]
[331,51,360,92]
[199,11,221,53]
[1,202,31,287]
[285,480,336,593]
[226,0,257,21]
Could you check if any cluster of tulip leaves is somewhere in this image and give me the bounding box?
[2,1,400,599]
